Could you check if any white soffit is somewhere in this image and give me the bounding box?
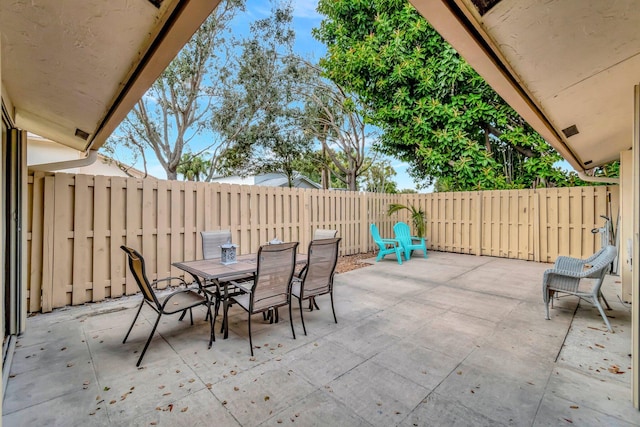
[410,0,640,170]
[1,0,219,151]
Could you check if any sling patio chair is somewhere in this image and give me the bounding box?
[291,237,341,335]
[370,223,403,264]
[542,245,617,332]
[226,242,299,356]
[393,221,428,260]
[120,246,214,367]
[314,228,338,239]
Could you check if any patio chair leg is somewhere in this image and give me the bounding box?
[248,312,254,357]
[137,312,162,367]
[206,299,214,348]
[179,309,187,321]
[593,298,613,332]
[599,292,612,310]
[298,297,306,336]
[289,302,296,339]
[123,299,144,344]
[330,292,338,324]
[189,308,194,325]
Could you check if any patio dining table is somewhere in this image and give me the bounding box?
[173,253,306,339]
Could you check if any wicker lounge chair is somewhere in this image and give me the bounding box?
[370,223,403,264]
[393,221,427,260]
[291,237,341,335]
[120,246,214,366]
[542,245,617,331]
[227,242,299,356]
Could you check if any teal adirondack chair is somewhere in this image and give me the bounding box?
[393,221,427,260]
[370,224,404,264]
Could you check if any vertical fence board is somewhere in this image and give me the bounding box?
[52,174,72,307]
[29,172,45,312]
[110,177,126,298]
[92,176,108,302]
[72,175,89,305]
[41,176,55,312]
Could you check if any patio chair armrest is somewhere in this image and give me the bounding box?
[410,236,425,243]
[152,276,188,289]
[229,280,252,294]
[380,238,399,247]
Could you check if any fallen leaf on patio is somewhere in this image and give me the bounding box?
[470,390,475,394]
[264,396,270,401]
[295,413,300,417]
[104,387,110,391]
[527,382,535,385]
[179,383,184,387]
[277,343,283,348]
[313,343,318,347]
[150,422,158,425]
[570,405,579,409]
[456,371,462,375]
[188,378,195,383]
[594,343,605,348]
[249,357,256,362]
[277,420,283,424]
[168,404,174,412]
[89,411,96,416]
[251,400,255,404]
[109,400,116,404]
[130,386,135,391]
[181,407,188,412]
[176,369,181,373]
[96,396,101,401]
[206,383,212,390]
[234,386,240,391]
[67,363,74,368]
[275,358,281,361]
[255,346,261,349]
[230,370,237,376]
[222,400,228,405]
[155,407,162,411]
[158,385,165,389]
[395,411,401,415]
[83,380,90,386]
[563,418,573,423]
[376,402,382,406]
[61,347,67,351]
[163,392,172,396]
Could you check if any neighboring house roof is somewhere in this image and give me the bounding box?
[211,173,321,189]
[27,134,153,179]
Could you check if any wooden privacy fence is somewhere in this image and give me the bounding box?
[26,172,618,312]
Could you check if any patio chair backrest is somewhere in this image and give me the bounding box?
[120,246,160,307]
[370,223,384,243]
[314,229,338,240]
[201,230,232,260]
[393,221,413,245]
[252,242,298,312]
[301,237,341,298]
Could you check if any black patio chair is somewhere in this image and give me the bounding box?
[121,246,214,366]
[227,242,299,356]
[291,238,341,335]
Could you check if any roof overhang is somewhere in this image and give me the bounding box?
[409,0,640,172]
[1,0,220,151]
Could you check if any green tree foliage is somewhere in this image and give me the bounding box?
[107,0,245,180]
[314,0,582,191]
[176,152,211,181]
[214,1,315,186]
[360,159,398,193]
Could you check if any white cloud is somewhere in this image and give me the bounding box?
[292,0,321,19]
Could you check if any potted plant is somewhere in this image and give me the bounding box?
[387,203,427,238]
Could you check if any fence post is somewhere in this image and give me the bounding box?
[360,192,369,253]
[533,190,541,262]
[475,191,483,256]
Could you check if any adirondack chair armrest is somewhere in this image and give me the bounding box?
[380,238,400,247]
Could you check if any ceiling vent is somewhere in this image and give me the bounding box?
[562,125,579,138]
[75,128,90,140]
[584,160,593,166]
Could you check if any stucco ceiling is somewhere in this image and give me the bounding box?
[410,0,640,172]
[1,0,219,151]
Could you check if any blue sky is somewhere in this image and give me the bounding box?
[131,0,418,191]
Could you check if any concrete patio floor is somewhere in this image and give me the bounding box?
[2,251,638,426]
